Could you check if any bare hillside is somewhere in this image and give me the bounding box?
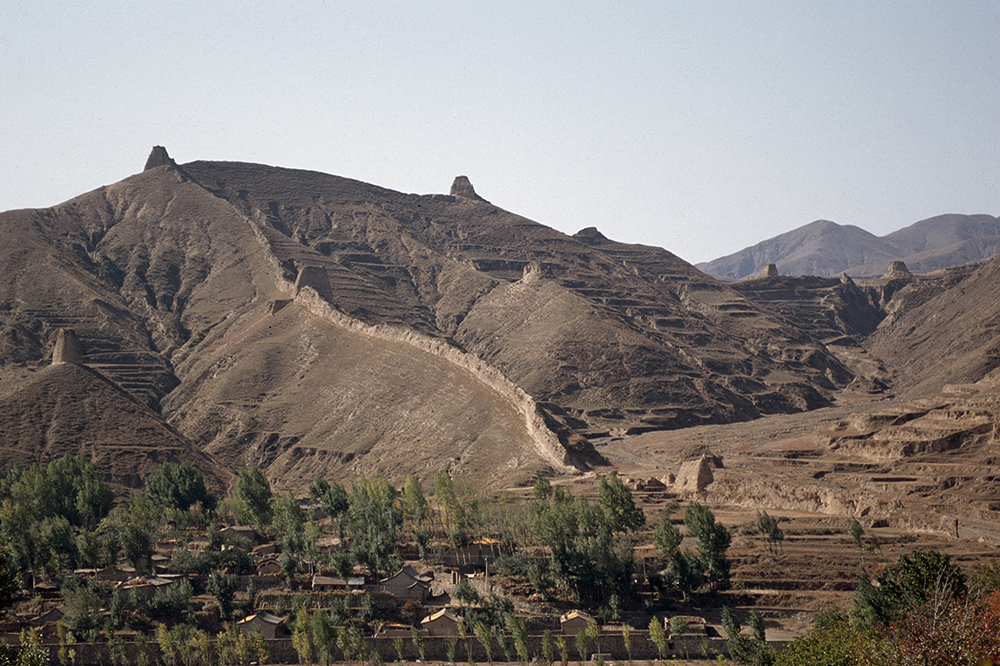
[0,147,864,491]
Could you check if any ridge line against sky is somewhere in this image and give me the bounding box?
[2,1,997,264]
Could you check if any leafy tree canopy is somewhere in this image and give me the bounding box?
[235,467,273,527]
[598,476,645,534]
[147,462,215,512]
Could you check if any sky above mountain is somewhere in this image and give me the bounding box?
[2,1,997,264]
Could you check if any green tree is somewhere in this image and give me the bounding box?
[722,606,774,666]
[61,577,103,632]
[507,615,529,663]
[573,630,588,663]
[585,618,600,656]
[653,516,683,558]
[336,627,352,663]
[291,607,312,665]
[17,628,49,666]
[648,617,667,660]
[541,629,554,666]
[158,623,178,666]
[533,477,553,501]
[474,619,494,665]
[147,462,215,513]
[235,467,273,527]
[0,455,114,585]
[755,510,784,555]
[774,609,857,666]
[435,471,469,548]
[273,491,307,538]
[310,478,349,522]
[207,570,237,621]
[454,578,480,607]
[311,610,335,666]
[109,493,160,573]
[280,550,299,588]
[848,518,864,549]
[598,476,645,533]
[411,625,426,661]
[684,501,731,589]
[401,474,431,527]
[850,549,966,630]
[346,476,403,576]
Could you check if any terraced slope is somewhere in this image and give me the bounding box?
[177,160,853,436]
[0,149,863,490]
[0,362,230,492]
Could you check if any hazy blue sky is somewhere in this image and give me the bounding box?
[2,1,997,263]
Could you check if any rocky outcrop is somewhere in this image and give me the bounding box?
[144,146,176,171]
[52,328,84,365]
[450,176,486,202]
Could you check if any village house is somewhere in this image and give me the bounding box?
[252,541,282,557]
[237,612,285,639]
[120,576,177,600]
[667,615,708,636]
[298,500,324,521]
[380,566,431,602]
[312,575,366,592]
[72,566,118,582]
[257,557,283,576]
[420,609,463,637]
[312,575,346,592]
[560,610,594,636]
[375,623,412,638]
[28,606,65,628]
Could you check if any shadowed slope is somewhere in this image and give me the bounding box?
[866,255,1000,395]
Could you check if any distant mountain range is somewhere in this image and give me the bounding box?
[697,214,1000,279]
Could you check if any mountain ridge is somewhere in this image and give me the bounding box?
[3,147,998,495]
[698,214,1000,279]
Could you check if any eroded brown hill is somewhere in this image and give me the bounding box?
[865,256,1000,396]
[11,147,991,494]
[607,368,1000,544]
[0,362,230,492]
[175,159,853,435]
